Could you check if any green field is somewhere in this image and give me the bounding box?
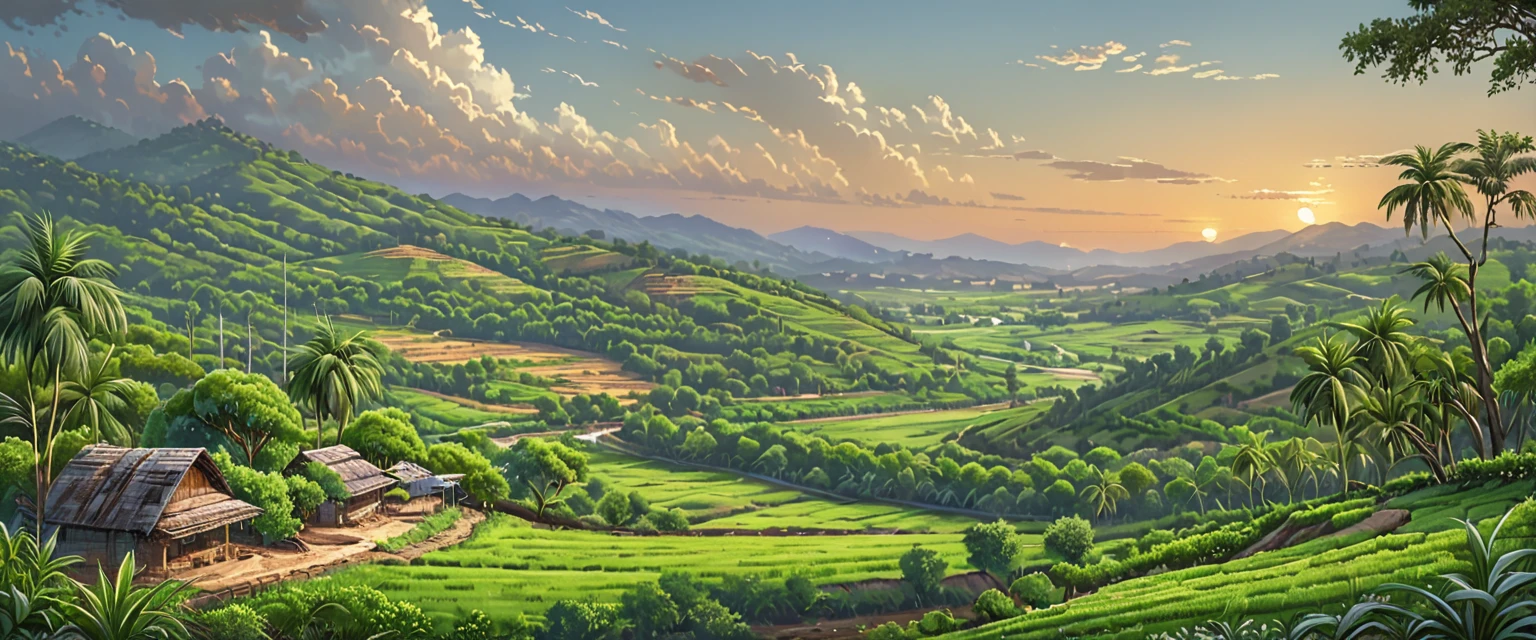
[386,386,527,431]
[305,245,540,297]
[587,449,988,532]
[332,515,999,628]
[782,406,996,449]
[945,479,1536,639]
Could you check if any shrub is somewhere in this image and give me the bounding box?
[195,603,265,640]
[643,508,690,532]
[384,487,410,503]
[962,520,1025,579]
[899,546,947,599]
[301,461,350,501]
[214,451,300,542]
[1010,573,1054,610]
[285,474,326,520]
[916,609,962,635]
[972,588,1018,623]
[1043,516,1094,564]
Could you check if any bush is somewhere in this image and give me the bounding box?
[597,490,633,527]
[643,508,690,532]
[384,487,410,503]
[962,520,1025,580]
[285,474,326,520]
[972,588,1018,623]
[301,461,350,501]
[196,603,265,640]
[214,451,300,542]
[1043,516,1094,564]
[899,546,947,599]
[916,609,962,635]
[1010,573,1054,610]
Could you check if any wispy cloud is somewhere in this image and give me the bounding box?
[1044,156,1230,184]
[565,7,625,31]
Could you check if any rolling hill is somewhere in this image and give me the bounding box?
[13,116,139,160]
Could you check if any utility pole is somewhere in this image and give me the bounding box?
[282,255,289,385]
[218,305,225,364]
[246,312,253,371]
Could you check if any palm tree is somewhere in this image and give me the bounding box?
[0,213,126,533]
[1333,297,1415,382]
[1268,437,1319,504]
[1228,430,1274,506]
[1415,348,1487,462]
[286,316,386,448]
[1079,469,1129,523]
[1358,382,1444,483]
[56,346,139,446]
[58,552,192,640]
[1291,335,1367,494]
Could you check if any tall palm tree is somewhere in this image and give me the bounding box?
[0,213,126,533]
[1291,335,1367,494]
[56,346,138,446]
[1454,130,1536,261]
[1333,297,1415,382]
[1379,142,1475,242]
[286,316,386,448]
[1079,469,1129,524]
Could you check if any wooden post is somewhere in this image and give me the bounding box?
[225,524,230,546]
[162,544,168,573]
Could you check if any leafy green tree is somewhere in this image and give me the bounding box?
[165,369,305,468]
[597,490,633,527]
[542,599,618,640]
[286,316,386,448]
[300,461,349,502]
[285,474,326,521]
[1043,516,1094,564]
[681,427,717,461]
[899,545,947,603]
[498,438,588,518]
[620,582,680,639]
[0,213,126,532]
[430,442,509,505]
[1004,363,1020,407]
[1268,315,1292,344]
[1010,573,1055,610]
[642,508,690,532]
[213,451,300,542]
[1341,0,1536,95]
[1117,462,1157,500]
[962,519,1024,581]
[341,408,427,468]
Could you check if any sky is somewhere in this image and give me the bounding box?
[0,0,1531,251]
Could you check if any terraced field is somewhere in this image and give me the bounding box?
[306,245,539,297]
[780,406,997,448]
[540,245,633,274]
[945,479,1536,640]
[332,515,995,627]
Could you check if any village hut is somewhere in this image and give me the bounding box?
[386,460,465,502]
[286,445,395,525]
[44,446,263,572]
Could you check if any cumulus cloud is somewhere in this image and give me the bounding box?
[1043,156,1229,184]
[1,0,326,40]
[0,34,205,137]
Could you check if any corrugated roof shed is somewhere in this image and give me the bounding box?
[386,461,434,483]
[45,446,261,537]
[290,445,396,496]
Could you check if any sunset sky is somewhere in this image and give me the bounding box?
[1,0,1531,251]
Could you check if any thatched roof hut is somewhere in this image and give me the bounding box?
[45,445,262,570]
[386,461,463,500]
[287,445,394,525]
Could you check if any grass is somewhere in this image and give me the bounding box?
[780,406,996,449]
[586,449,989,533]
[332,514,997,628]
[386,387,526,430]
[306,245,538,297]
[914,319,1260,363]
[376,508,463,553]
[944,479,1536,640]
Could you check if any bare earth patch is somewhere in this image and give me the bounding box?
[373,333,654,400]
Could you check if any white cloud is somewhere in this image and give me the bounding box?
[565,7,625,31]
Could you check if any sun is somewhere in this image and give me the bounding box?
[1298,207,1316,225]
[1201,228,1218,242]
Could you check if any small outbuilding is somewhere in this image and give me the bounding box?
[44,446,263,572]
[286,445,395,526]
[386,461,465,502]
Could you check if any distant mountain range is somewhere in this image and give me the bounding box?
[438,193,832,274]
[15,115,139,160]
[13,116,1534,286]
